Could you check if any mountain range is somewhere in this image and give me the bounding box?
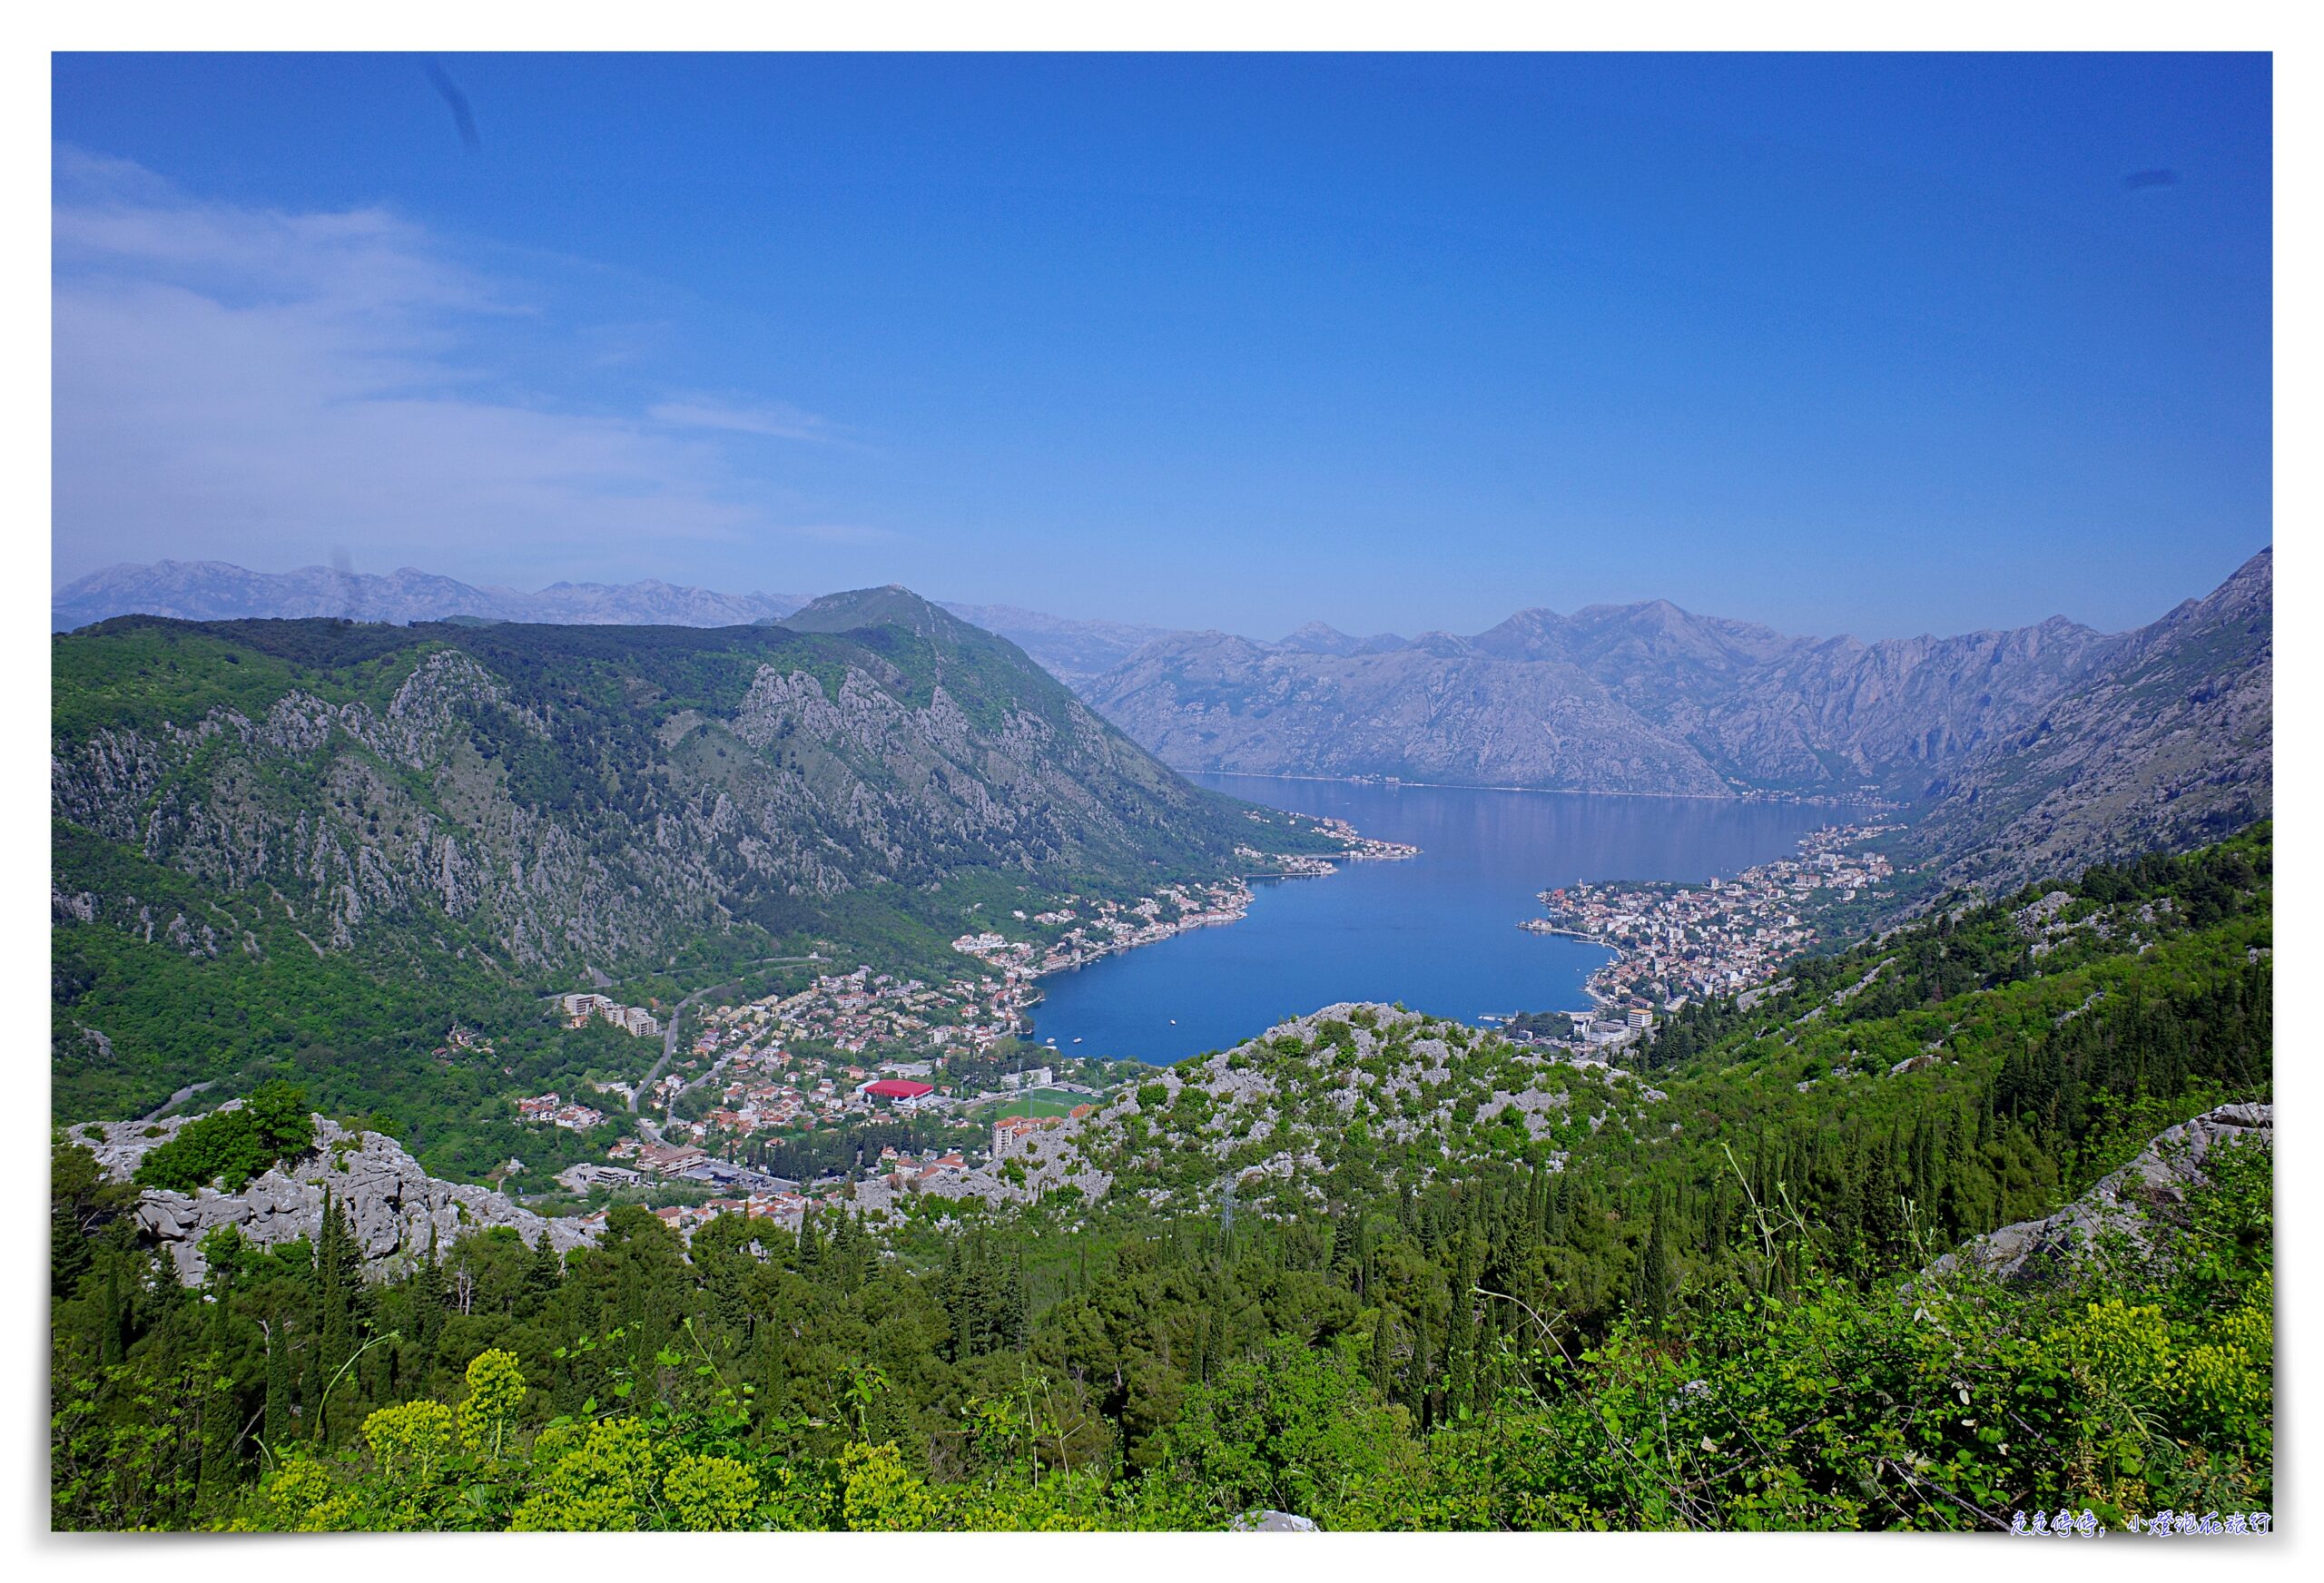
[1088,549,2272,888]
[49,588,1331,1116]
[54,549,2272,890]
[50,559,812,632]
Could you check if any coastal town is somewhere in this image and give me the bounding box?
[950,821,1416,981]
[498,820,1907,1232]
[1519,822,1904,1047]
[501,821,1423,1240]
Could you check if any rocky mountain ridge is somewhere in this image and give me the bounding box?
[54,594,1304,972]
[75,1110,597,1285]
[52,559,1182,693]
[51,591,1333,1115]
[1933,1101,2272,1283]
[1912,548,2272,890]
[1090,550,2272,885]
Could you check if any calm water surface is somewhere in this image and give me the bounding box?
[1029,775,1861,1066]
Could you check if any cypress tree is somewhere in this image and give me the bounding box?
[1001,1246,1029,1350]
[196,1270,239,1512]
[523,1230,562,1313]
[313,1191,364,1443]
[1631,1209,1673,1323]
[410,1229,446,1365]
[98,1261,126,1367]
[1407,1304,1433,1429]
[262,1320,290,1450]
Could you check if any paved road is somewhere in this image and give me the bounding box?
[632,985,722,1115]
[140,1079,216,1124]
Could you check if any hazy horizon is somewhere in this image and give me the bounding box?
[52,541,2269,648]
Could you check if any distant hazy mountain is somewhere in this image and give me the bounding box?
[1086,550,2272,878]
[1082,628,1735,795]
[1275,621,1411,658]
[933,600,1184,687]
[51,560,1185,691]
[52,560,809,632]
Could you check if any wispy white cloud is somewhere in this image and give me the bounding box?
[647,395,842,444]
[51,149,854,583]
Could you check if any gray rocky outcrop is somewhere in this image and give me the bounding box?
[79,1112,597,1285]
[1933,1102,2271,1283]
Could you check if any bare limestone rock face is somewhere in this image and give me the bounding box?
[80,1113,598,1285]
[1478,1086,1573,1141]
[1933,1102,2271,1283]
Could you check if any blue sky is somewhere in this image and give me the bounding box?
[52,53,2270,640]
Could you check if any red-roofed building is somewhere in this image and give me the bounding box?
[863,1078,935,1102]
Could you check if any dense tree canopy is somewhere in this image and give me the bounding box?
[51,826,2274,1530]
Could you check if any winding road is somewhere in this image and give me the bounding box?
[140,1079,216,1124]
[623,954,822,1116]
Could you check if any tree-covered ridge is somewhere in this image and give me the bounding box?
[51,599,1340,1119]
[52,826,2271,1530]
[50,1114,2271,1531]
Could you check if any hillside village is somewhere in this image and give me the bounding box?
[497,956,1136,1239]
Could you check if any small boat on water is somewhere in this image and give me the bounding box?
[1168,1018,1177,1025]
[1071,1037,1083,1044]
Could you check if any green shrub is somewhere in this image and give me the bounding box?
[132,1083,315,1193]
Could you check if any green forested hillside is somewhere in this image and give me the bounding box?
[52,827,2271,1531]
[51,600,1337,1120]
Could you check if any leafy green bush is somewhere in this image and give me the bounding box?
[133,1083,315,1193]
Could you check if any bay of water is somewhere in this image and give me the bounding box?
[1029,774,1862,1066]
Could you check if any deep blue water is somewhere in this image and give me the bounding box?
[1029,774,1861,1066]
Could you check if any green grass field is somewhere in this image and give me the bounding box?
[969,1087,1088,1123]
